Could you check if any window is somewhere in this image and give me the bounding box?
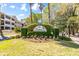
[1,26,4,30]
[5,21,10,24]
[12,27,14,30]
[6,15,10,19]
[12,23,14,25]
[1,14,4,19]
[1,20,4,25]
[12,18,14,21]
[5,27,10,30]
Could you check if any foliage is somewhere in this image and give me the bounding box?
[26,23,37,32]
[22,3,79,36]
[26,23,52,32]
[23,13,41,24]
[26,23,53,36]
[53,28,59,38]
[0,18,4,37]
[46,3,79,35]
[14,27,21,33]
[59,36,72,41]
[27,32,51,37]
[32,12,41,23]
[21,28,27,37]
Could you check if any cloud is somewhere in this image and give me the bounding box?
[0,3,7,10]
[17,14,26,20]
[10,5,15,8]
[32,3,39,10]
[4,4,7,7]
[18,14,25,17]
[1,3,7,8]
[21,4,27,11]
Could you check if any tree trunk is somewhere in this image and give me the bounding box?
[73,6,77,16]
[48,3,51,24]
[72,23,75,35]
[0,29,4,37]
[40,8,42,21]
[72,28,75,35]
[39,3,43,22]
[68,25,71,37]
[0,19,4,37]
[76,27,79,33]
[30,3,33,23]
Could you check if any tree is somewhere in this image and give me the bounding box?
[32,12,41,23]
[66,4,79,36]
[48,3,51,24]
[0,14,4,37]
[76,16,79,32]
[29,3,34,23]
[39,3,45,22]
[67,16,77,35]
[42,6,49,24]
[23,13,41,25]
[23,17,31,25]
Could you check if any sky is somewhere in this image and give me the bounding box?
[0,3,48,21]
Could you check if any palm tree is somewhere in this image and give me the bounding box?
[39,3,45,22]
[48,3,51,24]
[29,3,33,23]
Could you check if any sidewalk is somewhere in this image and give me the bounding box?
[0,33,20,40]
[63,34,79,44]
[70,36,79,44]
[0,35,10,40]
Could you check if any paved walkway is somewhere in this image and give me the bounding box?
[0,35,10,40]
[70,36,79,44]
[0,33,20,40]
[64,34,79,44]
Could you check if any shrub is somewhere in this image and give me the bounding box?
[26,23,53,33]
[59,36,72,41]
[43,24,52,35]
[14,27,21,33]
[26,23,37,32]
[21,28,27,37]
[26,23,53,37]
[53,28,59,38]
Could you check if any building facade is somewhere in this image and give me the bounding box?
[0,12,24,30]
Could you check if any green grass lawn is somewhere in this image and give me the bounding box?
[0,38,79,56]
[3,33,20,37]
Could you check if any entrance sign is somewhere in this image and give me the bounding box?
[33,20,47,32]
[33,25,47,32]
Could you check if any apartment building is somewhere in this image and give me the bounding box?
[0,12,24,30]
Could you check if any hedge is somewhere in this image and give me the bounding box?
[14,27,21,33]
[21,23,60,38]
[26,23,52,33]
[53,28,59,38]
[59,36,72,41]
[21,28,27,37]
[25,23,53,37]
